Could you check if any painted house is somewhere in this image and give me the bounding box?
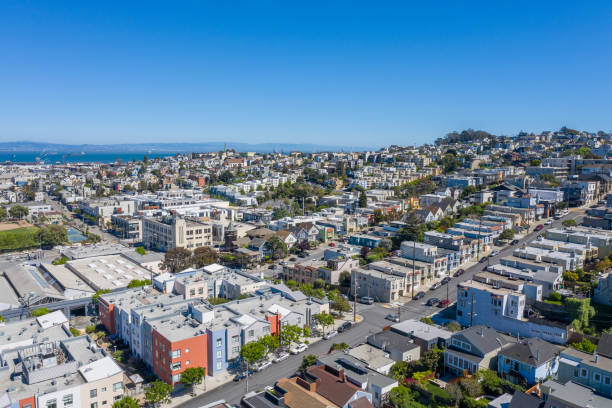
[497,338,563,386]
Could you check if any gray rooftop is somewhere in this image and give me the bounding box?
[317,351,397,389]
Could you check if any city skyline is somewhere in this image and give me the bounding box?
[2,2,612,145]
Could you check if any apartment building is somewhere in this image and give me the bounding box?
[444,326,511,376]
[545,227,612,257]
[456,280,568,344]
[400,241,448,278]
[142,215,213,251]
[351,268,405,302]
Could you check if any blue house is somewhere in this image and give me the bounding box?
[348,234,382,249]
[497,338,563,386]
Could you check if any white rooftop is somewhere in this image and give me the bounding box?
[79,356,122,382]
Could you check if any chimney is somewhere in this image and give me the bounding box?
[536,350,540,362]
[596,353,599,363]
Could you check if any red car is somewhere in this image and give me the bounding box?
[535,225,544,231]
[453,269,465,277]
[329,242,336,247]
[438,299,451,308]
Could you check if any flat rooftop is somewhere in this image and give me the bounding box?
[66,254,156,290]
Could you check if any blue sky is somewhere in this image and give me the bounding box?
[1,1,612,147]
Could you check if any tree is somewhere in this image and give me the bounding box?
[562,219,578,227]
[267,236,288,260]
[313,312,334,334]
[569,338,597,353]
[240,341,266,364]
[38,225,69,249]
[388,386,419,408]
[180,367,206,394]
[421,347,444,374]
[0,315,4,323]
[0,207,7,221]
[339,271,351,287]
[9,205,29,219]
[331,297,350,316]
[144,380,172,407]
[259,334,280,354]
[300,354,317,370]
[499,229,514,240]
[127,279,151,288]
[379,238,393,252]
[112,396,139,408]
[530,159,541,166]
[280,324,302,346]
[93,289,111,301]
[446,383,463,407]
[460,378,484,398]
[564,297,595,331]
[192,246,219,267]
[358,191,367,208]
[272,207,290,220]
[329,342,349,352]
[135,246,146,255]
[30,307,50,317]
[161,247,192,273]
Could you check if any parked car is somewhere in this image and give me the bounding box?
[359,296,374,305]
[338,321,352,332]
[511,239,519,245]
[438,299,451,308]
[479,257,487,263]
[489,250,500,257]
[289,257,297,261]
[453,269,465,277]
[430,282,442,290]
[298,252,307,258]
[413,291,426,300]
[329,242,336,247]
[426,298,440,306]
[233,370,253,382]
[441,277,451,284]
[385,314,400,322]
[535,224,544,231]
[290,343,308,354]
[272,352,290,363]
[253,360,272,372]
[545,220,553,225]
[323,330,338,340]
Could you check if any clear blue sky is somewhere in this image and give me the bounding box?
[1,1,612,147]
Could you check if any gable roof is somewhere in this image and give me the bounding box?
[499,338,562,366]
[508,391,544,408]
[454,326,510,356]
[307,364,362,407]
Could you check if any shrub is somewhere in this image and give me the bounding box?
[69,327,81,337]
[460,378,483,398]
[548,292,562,302]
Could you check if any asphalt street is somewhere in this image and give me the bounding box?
[175,209,587,407]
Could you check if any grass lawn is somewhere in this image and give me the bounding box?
[424,383,451,399]
[0,226,40,251]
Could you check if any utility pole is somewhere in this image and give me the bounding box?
[477,215,483,259]
[411,240,416,298]
[469,292,475,327]
[446,282,449,303]
[353,276,358,323]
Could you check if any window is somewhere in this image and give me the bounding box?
[217,350,222,358]
[102,402,107,406]
[171,349,181,358]
[232,346,240,353]
[171,361,181,371]
[63,395,73,407]
[186,360,190,365]
[113,382,123,392]
[216,338,222,347]
[101,388,106,392]
[90,389,97,398]
[172,374,181,383]
[232,335,240,344]
[198,287,204,294]
[185,348,189,353]
[46,399,57,408]
[594,373,602,383]
[190,289,195,296]
[113,396,121,402]
[216,361,222,370]
[248,330,254,337]
[581,368,588,377]
[91,404,98,408]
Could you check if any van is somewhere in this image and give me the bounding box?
[359,296,374,305]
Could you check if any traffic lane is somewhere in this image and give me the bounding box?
[396,211,586,316]
[177,319,383,407]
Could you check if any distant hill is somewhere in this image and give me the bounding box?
[0,141,374,154]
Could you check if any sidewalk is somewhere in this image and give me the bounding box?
[167,371,234,407]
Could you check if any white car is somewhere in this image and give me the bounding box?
[545,220,553,225]
[253,360,272,372]
[323,330,338,340]
[272,352,290,363]
[290,343,308,354]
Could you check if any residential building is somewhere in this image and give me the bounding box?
[497,338,563,386]
[444,326,511,376]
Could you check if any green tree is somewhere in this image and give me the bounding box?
[38,225,69,249]
[112,396,139,408]
[127,279,151,288]
[562,219,578,227]
[180,367,206,394]
[358,191,368,208]
[9,205,29,219]
[286,280,298,290]
[331,297,350,316]
[92,289,111,301]
[135,246,146,255]
[300,354,317,370]
[0,207,7,221]
[144,380,172,408]
[530,159,541,166]
[564,297,595,331]
[272,207,290,220]
[259,334,280,354]
[313,312,334,334]
[280,324,302,346]
[329,342,349,352]
[30,307,50,317]
[267,236,288,260]
[161,247,192,273]
[192,246,219,267]
[240,341,266,364]
[0,315,5,323]
[388,386,420,408]
[499,229,514,240]
[569,338,597,354]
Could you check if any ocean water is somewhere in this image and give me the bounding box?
[0,151,177,164]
